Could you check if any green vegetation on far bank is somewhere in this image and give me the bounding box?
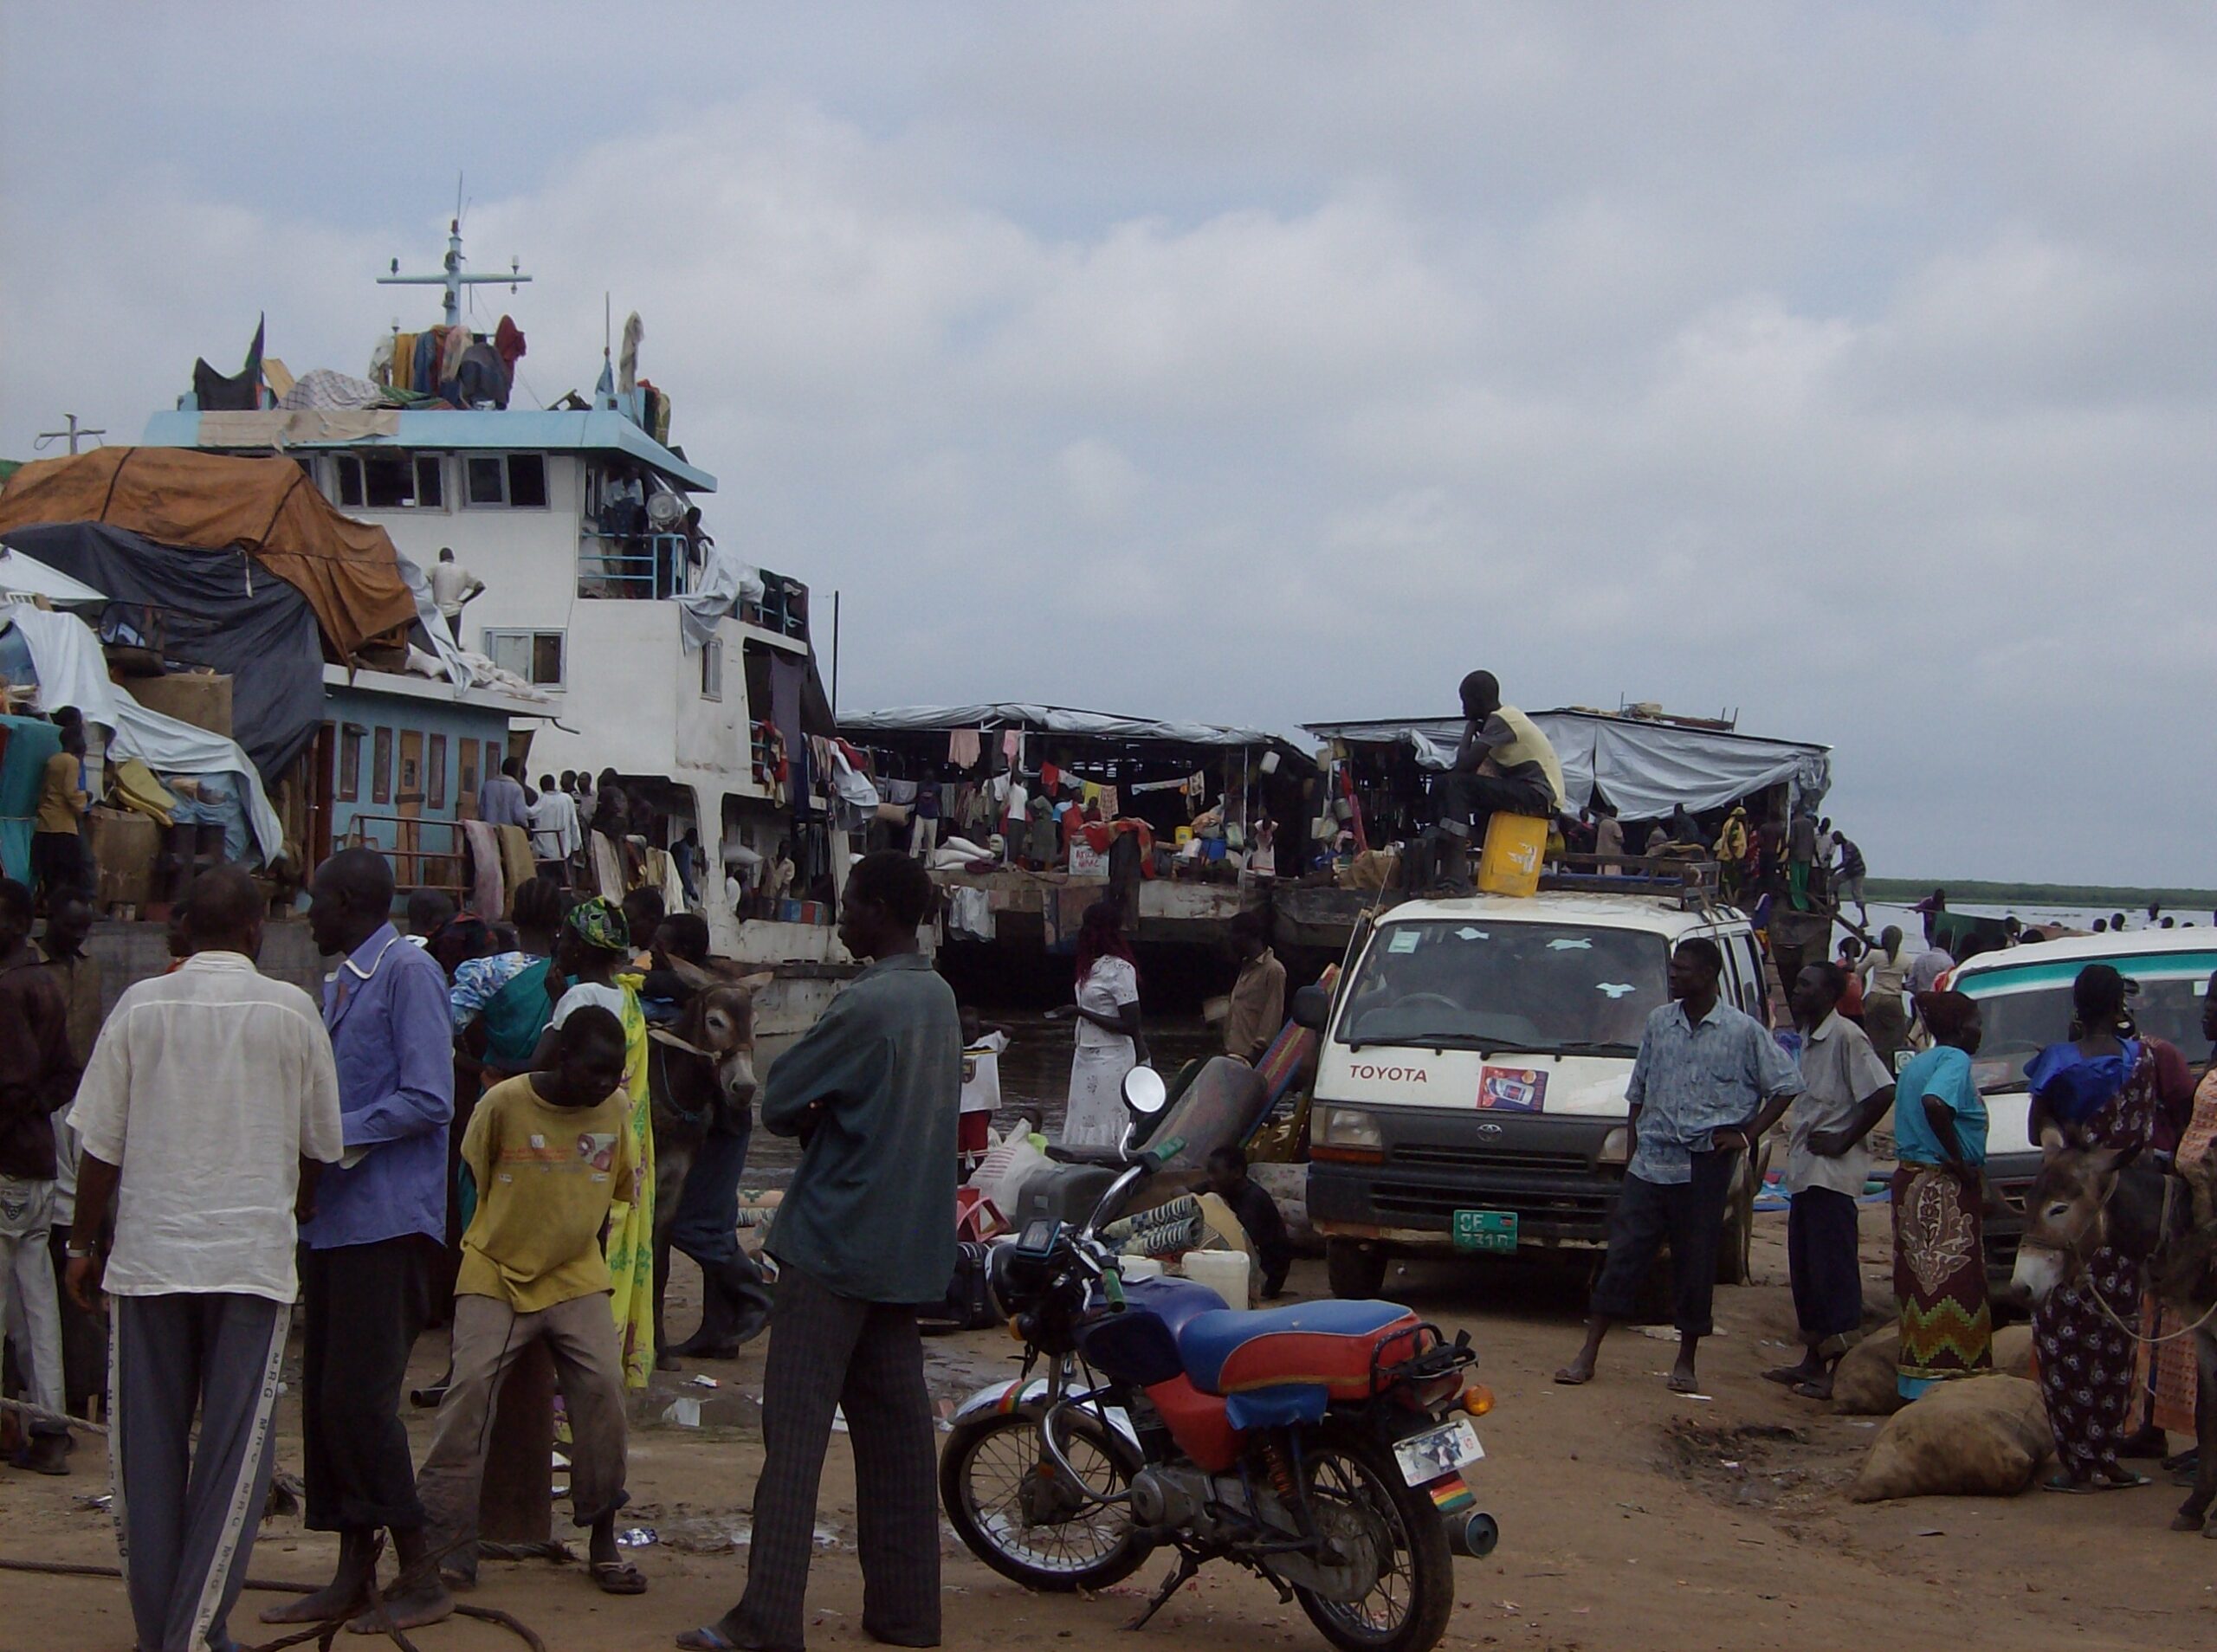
[1865,879,2217,912]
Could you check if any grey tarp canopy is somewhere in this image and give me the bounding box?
[843,703,1306,759]
[1303,709,1831,819]
[2,520,326,784]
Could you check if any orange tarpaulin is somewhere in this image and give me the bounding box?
[0,447,417,659]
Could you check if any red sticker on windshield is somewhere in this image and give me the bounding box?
[1477,1066,1547,1113]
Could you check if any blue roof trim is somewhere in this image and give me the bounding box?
[141,407,716,493]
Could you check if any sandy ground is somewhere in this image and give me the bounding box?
[7,1210,2217,1652]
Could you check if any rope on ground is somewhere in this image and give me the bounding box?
[0,1556,548,1652]
[0,1395,108,1436]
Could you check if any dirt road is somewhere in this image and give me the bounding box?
[6,1210,2213,1651]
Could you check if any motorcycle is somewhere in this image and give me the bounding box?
[939,1066,1499,1652]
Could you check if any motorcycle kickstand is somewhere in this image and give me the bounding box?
[1124,1551,1201,1631]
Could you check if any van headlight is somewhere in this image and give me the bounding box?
[1597,1126,1631,1166]
[1314,1107,1385,1163]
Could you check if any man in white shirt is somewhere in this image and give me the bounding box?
[528,770,582,885]
[65,868,345,1652]
[428,548,484,640]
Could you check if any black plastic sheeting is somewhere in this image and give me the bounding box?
[1,521,325,784]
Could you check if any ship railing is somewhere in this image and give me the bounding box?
[341,814,470,905]
[578,530,694,599]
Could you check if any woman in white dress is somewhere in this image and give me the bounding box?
[1052,901,1146,1148]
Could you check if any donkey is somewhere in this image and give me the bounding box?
[2011,1126,2217,1533]
[644,960,775,1365]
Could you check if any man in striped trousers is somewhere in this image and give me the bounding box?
[64,868,345,1652]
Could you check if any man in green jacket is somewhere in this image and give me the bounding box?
[681,851,959,1652]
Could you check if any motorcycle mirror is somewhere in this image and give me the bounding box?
[1122,1066,1168,1117]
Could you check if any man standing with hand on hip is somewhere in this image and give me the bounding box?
[67,867,344,1652]
[262,848,454,1633]
[680,852,959,1652]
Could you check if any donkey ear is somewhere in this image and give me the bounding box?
[668,957,716,992]
[2039,1124,2067,1157]
[2088,1141,2142,1178]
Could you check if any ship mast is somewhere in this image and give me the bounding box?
[379,217,531,328]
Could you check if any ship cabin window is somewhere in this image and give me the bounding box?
[465,453,550,510]
[485,629,566,687]
[372,727,393,805]
[701,637,724,701]
[332,454,445,510]
[338,726,364,803]
[427,733,448,810]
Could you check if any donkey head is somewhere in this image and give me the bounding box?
[651,962,776,1108]
[2009,1125,2140,1306]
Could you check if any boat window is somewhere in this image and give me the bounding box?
[507,454,548,509]
[372,727,393,806]
[465,456,507,507]
[485,629,565,687]
[363,455,415,509]
[1962,956,2217,1090]
[1338,920,1669,1053]
[415,455,444,509]
[333,456,366,509]
[465,454,549,510]
[427,734,448,810]
[338,726,362,803]
[701,637,724,701]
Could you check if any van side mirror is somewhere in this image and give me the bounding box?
[1292,984,1330,1033]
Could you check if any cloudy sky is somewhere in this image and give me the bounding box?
[4,3,2212,887]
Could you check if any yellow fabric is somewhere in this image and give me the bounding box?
[456,1075,638,1313]
[109,758,177,827]
[494,824,536,912]
[598,978,656,1389]
[1490,703,1567,810]
[36,752,85,834]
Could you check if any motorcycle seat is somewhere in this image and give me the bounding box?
[1178,1299,1425,1398]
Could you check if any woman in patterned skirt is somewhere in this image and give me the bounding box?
[2026,964,2159,1491]
[1891,991,1994,1399]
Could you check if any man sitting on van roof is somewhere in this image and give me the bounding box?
[1434,671,1567,886]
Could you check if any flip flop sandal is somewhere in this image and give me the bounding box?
[675,1629,740,1651]
[592,1559,649,1595]
[1789,1380,1833,1401]
[1552,1368,1594,1386]
[2044,1475,2097,1494]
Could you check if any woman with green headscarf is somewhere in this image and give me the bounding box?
[533,895,656,1389]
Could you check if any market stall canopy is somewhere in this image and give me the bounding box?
[843,703,1308,761]
[0,544,106,605]
[0,447,417,658]
[1303,709,1831,819]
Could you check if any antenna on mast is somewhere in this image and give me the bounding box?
[379,192,532,329]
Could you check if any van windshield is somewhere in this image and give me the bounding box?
[1338,920,1670,1055]
[1961,959,2216,1092]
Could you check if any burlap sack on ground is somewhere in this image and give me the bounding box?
[1831,1322,2031,1415]
[1831,1329,1906,1416]
[1849,1375,2053,1502]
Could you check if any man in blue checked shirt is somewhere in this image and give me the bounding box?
[1554,936,1800,1396]
[262,848,455,1634]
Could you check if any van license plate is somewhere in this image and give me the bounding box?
[1452,1210,1518,1254]
[1393,1417,1484,1486]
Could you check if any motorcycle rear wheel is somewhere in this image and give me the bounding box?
[1292,1426,1455,1652]
[940,1410,1148,1591]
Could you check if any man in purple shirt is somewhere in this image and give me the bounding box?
[262,848,455,1634]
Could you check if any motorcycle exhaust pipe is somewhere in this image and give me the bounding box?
[1448,1510,1500,1559]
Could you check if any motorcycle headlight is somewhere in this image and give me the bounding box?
[1597,1126,1631,1166]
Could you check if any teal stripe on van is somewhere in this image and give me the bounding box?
[1958,952,2217,997]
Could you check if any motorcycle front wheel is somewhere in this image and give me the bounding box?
[940,1409,1148,1591]
[1293,1426,1456,1652]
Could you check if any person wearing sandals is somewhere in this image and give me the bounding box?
[388,1007,649,1627]
[1554,938,1802,1395]
[1887,990,1994,1408]
[2026,965,2159,1494]
[1752,962,1895,1400]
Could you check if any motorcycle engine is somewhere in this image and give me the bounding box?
[1128,1466,1244,1538]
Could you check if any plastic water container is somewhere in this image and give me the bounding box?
[1180,1249,1251,1307]
[1476,812,1548,897]
[1119,1255,1166,1282]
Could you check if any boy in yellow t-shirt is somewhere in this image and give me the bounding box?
[391,1007,646,1629]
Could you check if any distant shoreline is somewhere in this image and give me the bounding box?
[1865,878,2217,911]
